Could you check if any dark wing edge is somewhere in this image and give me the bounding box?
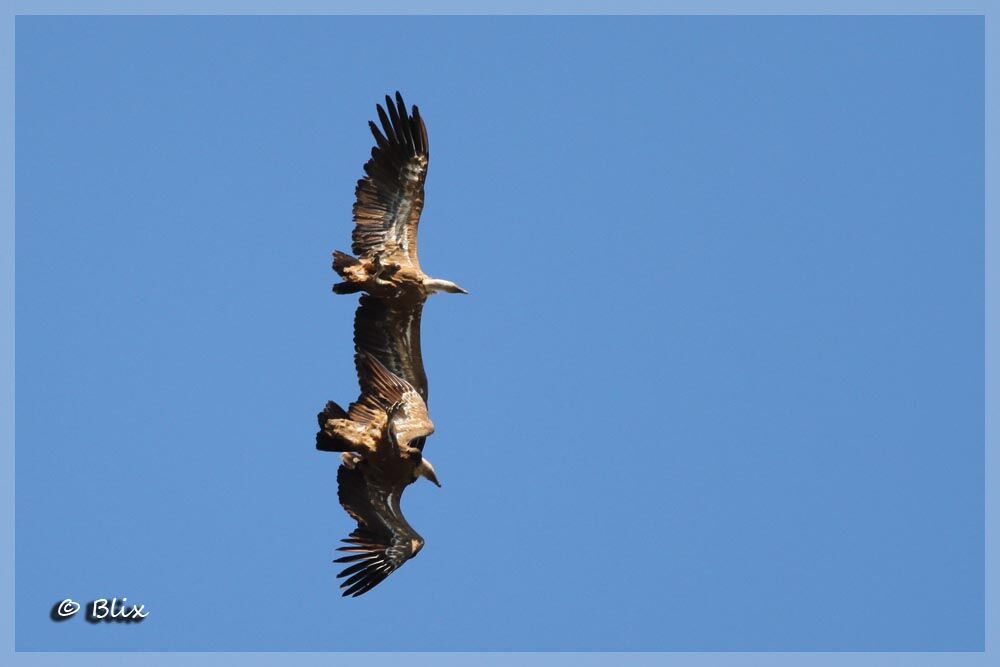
[351,91,429,266]
[334,465,424,597]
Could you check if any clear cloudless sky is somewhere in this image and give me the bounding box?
[15,16,983,651]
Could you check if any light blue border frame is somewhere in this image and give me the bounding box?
[3,1,992,663]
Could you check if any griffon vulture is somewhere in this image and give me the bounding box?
[332,92,467,298]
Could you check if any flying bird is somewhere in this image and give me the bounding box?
[317,93,462,598]
[332,91,468,298]
[316,350,440,597]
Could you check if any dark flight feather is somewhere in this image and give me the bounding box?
[351,91,429,269]
[334,465,424,597]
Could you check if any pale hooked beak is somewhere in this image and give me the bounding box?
[426,278,468,295]
[418,458,442,487]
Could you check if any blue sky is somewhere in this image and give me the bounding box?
[15,16,983,651]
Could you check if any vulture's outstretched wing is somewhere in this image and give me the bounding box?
[351,91,429,271]
[354,295,430,450]
[334,465,424,597]
[354,295,428,401]
[351,350,433,446]
[344,350,408,426]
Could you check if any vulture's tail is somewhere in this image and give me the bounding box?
[316,401,351,452]
[332,251,364,294]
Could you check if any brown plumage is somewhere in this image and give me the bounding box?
[333,463,427,597]
[332,92,467,298]
[316,350,433,458]
[316,350,439,597]
[353,293,430,450]
[317,92,463,598]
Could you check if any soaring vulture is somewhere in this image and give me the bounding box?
[317,92,460,598]
[332,91,467,298]
[316,350,440,597]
